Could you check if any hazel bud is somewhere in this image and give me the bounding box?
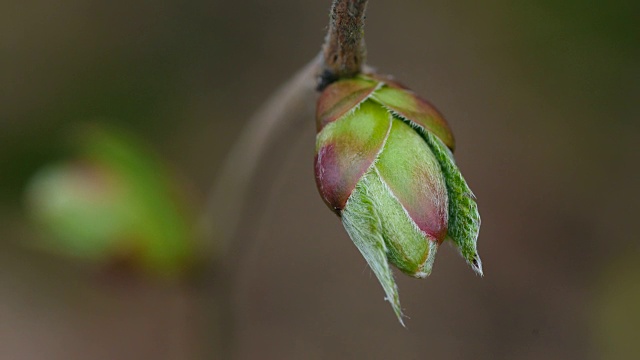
[314,74,481,324]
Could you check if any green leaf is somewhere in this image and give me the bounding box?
[424,131,482,275]
[342,170,405,325]
[342,166,441,324]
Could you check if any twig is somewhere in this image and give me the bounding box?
[319,0,369,89]
[200,56,321,250]
[198,56,321,360]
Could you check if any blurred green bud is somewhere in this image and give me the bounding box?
[25,126,197,278]
[314,74,481,324]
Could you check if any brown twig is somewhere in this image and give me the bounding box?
[319,0,369,90]
[198,57,321,359]
[200,56,321,250]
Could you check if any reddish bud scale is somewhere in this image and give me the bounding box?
[315,100,391,212]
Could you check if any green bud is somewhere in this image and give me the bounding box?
[314,74,481,324]
[25,126,197,278]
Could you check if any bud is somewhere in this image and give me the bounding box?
[315,74,481,324]
[25,126,197,278]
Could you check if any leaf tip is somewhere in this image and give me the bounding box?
[470,254,484,277]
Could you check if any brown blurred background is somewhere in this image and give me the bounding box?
[1,0,639,359]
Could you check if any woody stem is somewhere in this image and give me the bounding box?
[319,0,369,89]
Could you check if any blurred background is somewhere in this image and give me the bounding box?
[1,0,638,359]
